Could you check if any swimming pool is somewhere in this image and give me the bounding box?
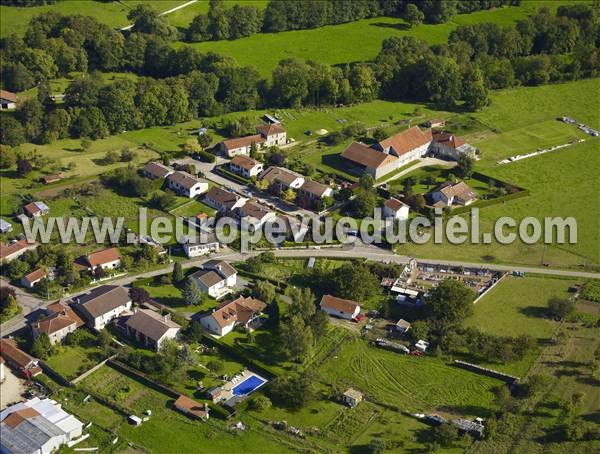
[232,375,266,396]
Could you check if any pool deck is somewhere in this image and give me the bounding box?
[215,370,267,403]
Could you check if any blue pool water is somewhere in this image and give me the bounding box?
[232,375,266,396]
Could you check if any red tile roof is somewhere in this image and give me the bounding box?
[378,127,432,156]
[320,295,360,313]
[207,296,266,328]
[230,155,261,171]
[0,338,37,369]
[341,142,396,170]
[85,247,120,267]
[256,123,285,137]
[0,239,37,261]
[0,89,17,103]
[222,134,264,151]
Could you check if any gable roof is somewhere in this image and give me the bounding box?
[125,309,180,342]
[85,247,120,267]
[0,239,37,261]
[378,126,432,156]
[341,142,397,170]
[206,296,266,328]
[74,285,131,319]
[259,166,303,186]
[32,301,84,336]
[222,134,264,151]
[256,123,285,137]
[167,171,204,189]
[299,179,331,198]
[230,155,262,170]
[320,294,360,313]
[0,89,17,103]
[432,130,465,149]
[22,268,47,284]
[238,200,272,222]
[143,161,172,178]
[0,338,37,368]
[203,260,237,278]
[190,269,225,288]
[384,197,409,212]
[434,181,476,202]
[23,201,49,216]
[174,395,209,419]
[205,186,242,209]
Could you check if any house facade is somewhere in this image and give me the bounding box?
[0,239,38,263]
[229,155,264,178]
[30,302,84,344]
[319,295,361,320]
[204,187,247,212]
[383,198,410,221]
[236,200,276,232]
[20,268,47,289]
[124,309,181,351]
[73,285,132,330]
[142,161,173,179]
[0,90,17,110]
[255,123,287,147]
[190,260,237,299]
[430,131,477,161]
[430,182,477,207]
[0,338,42,378]
[182,233,220,258]
[166,171,209,198]
[220,124,287,158]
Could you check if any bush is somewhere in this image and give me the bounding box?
[196,150,216,163]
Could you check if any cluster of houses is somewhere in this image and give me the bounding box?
[220,122,287,158]
[341,125,476,179]
[258,166,334,208]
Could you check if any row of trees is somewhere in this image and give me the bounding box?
[186,0,519,42]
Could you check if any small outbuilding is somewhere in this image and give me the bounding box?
[342,388,363,408]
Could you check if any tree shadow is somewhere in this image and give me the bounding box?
[369,22,410,31]
[518,306,549,319]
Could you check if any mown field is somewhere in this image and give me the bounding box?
[318,334,500,415]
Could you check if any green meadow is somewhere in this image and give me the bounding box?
[181,1,579,76]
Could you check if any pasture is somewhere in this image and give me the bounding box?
[181,1,577,76]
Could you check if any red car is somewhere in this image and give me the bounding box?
[352,313,366,323]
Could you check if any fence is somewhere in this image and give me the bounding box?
[453,360,520,384]
[71,355,116,385]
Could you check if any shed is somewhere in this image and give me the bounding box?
[128,415,142,426]
[342,388,363,408]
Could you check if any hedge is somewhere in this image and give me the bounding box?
[215,166,251,185]
[195,150,216,163]
[452,189,529,215]
[235,269,288,290]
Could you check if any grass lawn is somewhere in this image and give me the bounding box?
[179,1,576,77]
[463,275,581,377]
[318,334,501,416]
[0,1,186,37]
[46,339,107,380]
[132,276,219,314]
[170,199,216,217]
[78,365,297,453]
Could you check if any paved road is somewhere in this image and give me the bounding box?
[2,242,599,337]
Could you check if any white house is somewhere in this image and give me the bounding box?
[166,171,209,198]
[221,134,265,158]
[298,180,334,201]
[430,182,477,207]
[23,201,50,218]
[190,260,237,299]
[124,309,181,351]
[342,388,363,408]
[182,233,220,258]
[0,90,17,110]
[30,301,84,345]
[21,268,47,289]
[0,239,38,263]
[142,161,173,179]
[383,198,410,221]
[229,155,264,178]
[0,218,12,233]
[199,296,266,337]
[255,123,287,147]
[236,200,276,232]
[319,294,361,320]
[430,131,477,161]
[203,186,247,212]
[220,124,287,158]
[73,285,132,331]
[1,397,84,453]
[80,247,121,271]
[259,166,305,190]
